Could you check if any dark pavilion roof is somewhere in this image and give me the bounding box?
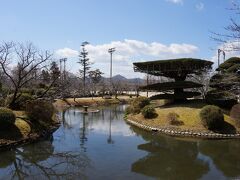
[133,58,213,76]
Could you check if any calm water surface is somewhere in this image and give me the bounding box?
[0,105,240,180]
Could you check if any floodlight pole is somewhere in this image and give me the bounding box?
[59,59,63,82]
[108,48,116,92]
[60,58,67,81]
[218,49,226,68]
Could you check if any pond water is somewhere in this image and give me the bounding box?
[0,105,240,180]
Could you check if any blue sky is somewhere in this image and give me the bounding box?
[0,0,238,78]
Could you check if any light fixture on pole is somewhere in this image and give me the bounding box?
[108,47,116,86]
[60,58,67,81]
[218,49,226,68]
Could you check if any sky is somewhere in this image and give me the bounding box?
[0,0,239,78]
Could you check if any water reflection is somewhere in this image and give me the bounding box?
[1,105,240,179]
[0,136,90,179]
[199,140,240,178]
[131,127,209,180]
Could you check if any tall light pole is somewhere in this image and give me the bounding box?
[60,58,67,81]
[59,59,63,82]
[108,47,116,87]
[218,49,226,68]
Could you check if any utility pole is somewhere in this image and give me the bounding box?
[108,47,116,91]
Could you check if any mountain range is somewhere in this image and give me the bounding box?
[103,74,145,84]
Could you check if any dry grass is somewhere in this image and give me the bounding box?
[54,96,132,109]
[15,119,31,137]
[128,100,239,132]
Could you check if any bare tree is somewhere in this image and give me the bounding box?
[212,1,240,51]
[0,42,52,109]
[187,71,212,99]
[88,69,103,96]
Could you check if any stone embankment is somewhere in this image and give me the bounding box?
[126,119,240,139]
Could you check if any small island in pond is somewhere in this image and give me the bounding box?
[126,57,240,138]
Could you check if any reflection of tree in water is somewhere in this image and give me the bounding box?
[131,127,209,180]
[199,140,240,178]
[0,137,90,180]
[80,114,88,152]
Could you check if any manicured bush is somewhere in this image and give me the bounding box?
[227,64,240,73]
[125,104,141,115]
[20,88,34,95]
[18,93,34,108]
[35,88,46,97]
[25,99,54,123]
[0,107,16,129]
[230,104,240,127]
[167,112,184,126]
[206,90,237,108]
[125,96,150,115]
[199,105,224,130]
[218,57,240,72]
[131,96,150,109]
[141,105,158,119]
[5,93,34,110]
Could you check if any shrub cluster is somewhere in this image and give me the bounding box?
[126,97,150,115]
[125,105,141,115]
[141,105,158,119]
[131,97,150,109]
[0,107,16,129]
[166,112,184,126]
[26,99,54,123]
[5,93,33,110]
[199,105,224,130]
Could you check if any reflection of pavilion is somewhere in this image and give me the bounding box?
[199,140,240,178]
[131,127,209,180]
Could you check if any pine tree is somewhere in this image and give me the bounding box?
[78,42,92,95]
[50,61,60,86]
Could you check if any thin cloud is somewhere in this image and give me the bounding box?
[196,2,204,11]
[55,39,199,78]
[55,48,78,58]
[166,0,183,5]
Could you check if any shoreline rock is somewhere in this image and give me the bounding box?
[0,122,60,152]
[126,118,240,139]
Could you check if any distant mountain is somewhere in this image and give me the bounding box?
[112,74,127,81]
[103,74,145,84]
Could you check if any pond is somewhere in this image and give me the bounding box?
[0,105,240,180]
